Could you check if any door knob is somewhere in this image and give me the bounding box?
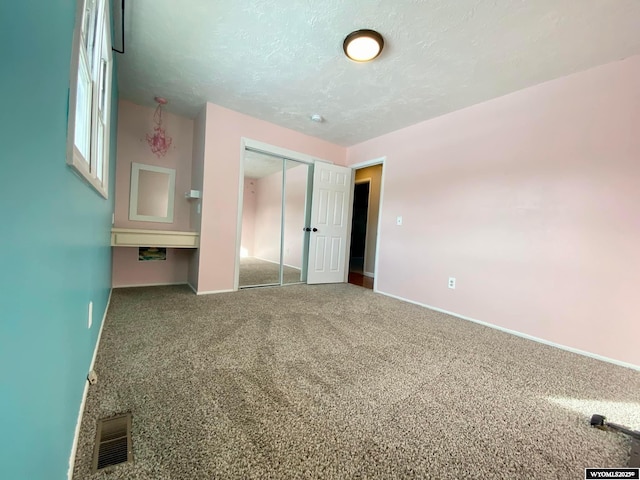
[304,227,311,232]
[312,228,318,232]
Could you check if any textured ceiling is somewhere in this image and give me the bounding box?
[116,0,640,146]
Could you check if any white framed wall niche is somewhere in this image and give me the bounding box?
[129,162,176,223]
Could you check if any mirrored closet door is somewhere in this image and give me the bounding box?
[238,150,312,288]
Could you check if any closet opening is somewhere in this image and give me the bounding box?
[237,148,312,289]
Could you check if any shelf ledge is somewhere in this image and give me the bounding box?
[111,228,199,248]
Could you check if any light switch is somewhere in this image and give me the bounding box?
[396,216,403,226]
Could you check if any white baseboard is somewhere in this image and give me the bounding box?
[364,271,374,278]
[68,288,112,480]
[187,281,234,295]
[253,256,279,265]
[248,256,301,271]
[377,290,640,372]
[196,288,235,295]
[113,282,187,288]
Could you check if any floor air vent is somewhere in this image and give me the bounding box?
[92,413,133,472]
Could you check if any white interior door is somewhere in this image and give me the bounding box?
[307,163,353,284]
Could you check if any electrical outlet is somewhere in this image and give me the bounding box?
[88,301,93,328]
[448,277,456,289]
[396,216,403,226]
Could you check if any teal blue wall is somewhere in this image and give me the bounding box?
[0,1,118,478]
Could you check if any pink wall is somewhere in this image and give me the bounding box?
[112,248,190,287]
[113,100,196,287]
[241,177,258,257]
[195,103,347,293]
[253,171,282,263]
[242,163,309,267]
[346,55,640,367]
[114,100,194,230]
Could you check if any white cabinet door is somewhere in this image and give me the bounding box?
[307,163,353,284]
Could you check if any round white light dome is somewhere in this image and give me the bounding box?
[343,30,384,62]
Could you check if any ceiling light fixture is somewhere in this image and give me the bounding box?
[147,96,172,157]
[343,29,384,62]
[310,114,324,123]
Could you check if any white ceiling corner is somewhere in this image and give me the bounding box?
[116,0,640,146]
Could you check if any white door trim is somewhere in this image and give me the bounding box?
[234,143,246,291]
[350,156,386,170]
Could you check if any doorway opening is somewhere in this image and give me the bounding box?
[349,181,369,274]
[348,163,383,290]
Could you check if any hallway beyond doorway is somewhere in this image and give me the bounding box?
[348,162,382,291]
[348,271,373,289]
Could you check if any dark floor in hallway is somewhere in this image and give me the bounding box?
[348,271,373,289]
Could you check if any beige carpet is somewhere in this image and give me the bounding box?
[239,256,303,287]
[73,284,640,479]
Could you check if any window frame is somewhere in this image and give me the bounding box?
[66,0,112,199]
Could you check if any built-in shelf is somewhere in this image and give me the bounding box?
[185,189,201,199]
[111,228,199,248]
